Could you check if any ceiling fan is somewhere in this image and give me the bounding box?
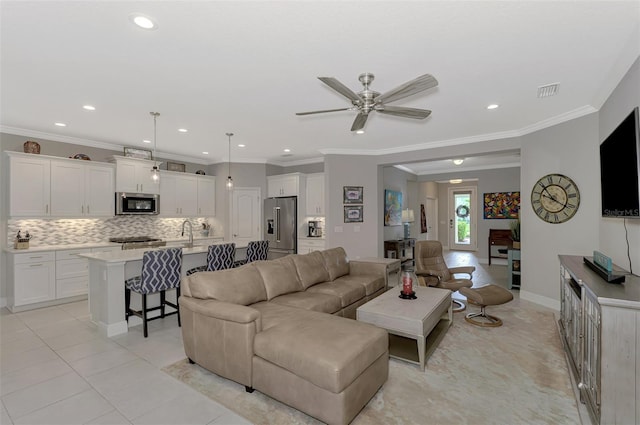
[296,72,438,132]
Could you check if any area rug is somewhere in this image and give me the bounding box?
[162,298,580,424]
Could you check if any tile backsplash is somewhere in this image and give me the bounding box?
[7,216,222,247]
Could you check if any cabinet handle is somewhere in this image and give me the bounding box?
[29,264,43,267]
[82,205,84,214]
[46,204,49,213]
[176,208,179,214]
[140,184,143,192]
[87,205,90,214]
[136,184,139,192]
[29,256,43,259]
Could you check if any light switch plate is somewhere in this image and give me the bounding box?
[334,226,343,233]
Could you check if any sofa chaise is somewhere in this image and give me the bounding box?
[179,247,390,425]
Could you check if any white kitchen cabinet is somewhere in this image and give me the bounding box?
[197,176,216,216]
[55,248,91,299]
[298,239,325,254]
[305,173,325,216]
[6,152,114,218]
[50,160,115,217]
[268,173,301,197]
[159,171,198,216]
[9,252,56,308]
[113,156,160,195]
[7,152,51,217]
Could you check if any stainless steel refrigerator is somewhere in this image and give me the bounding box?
[264,196,297,259]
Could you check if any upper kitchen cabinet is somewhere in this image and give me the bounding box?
[6,152,115,218]
[50,160,115,217]
[268,173,303,197]
[159,171,198,217]
[197,175,216,216]
[7,152,51,217]
[112,156,160,195]
[305,173,325,216]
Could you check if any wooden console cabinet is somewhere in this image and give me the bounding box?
[384,239,415,270]
[558,255,640,425]
[488,229,512,265]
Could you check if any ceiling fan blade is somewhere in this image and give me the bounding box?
[375,74,438,104]
[351,113,368,132]
[376,105,432,119]
[318,77,363,103]
[296,107,351,116]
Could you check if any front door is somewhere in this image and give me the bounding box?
[448,186,477,251]
[229,187,261,247]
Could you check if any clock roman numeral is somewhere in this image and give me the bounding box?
[567,193,577,198]
[536,206,544,215]
[547,176,553,184]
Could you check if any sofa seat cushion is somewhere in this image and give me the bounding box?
[291,251,330,289]
[306,281,366,308]
[253,256,303,300]
[333,274,385,296]
[253,313,388,394]
[252,301,322,331]
[269,291,342,314]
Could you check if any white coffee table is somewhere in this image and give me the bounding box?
[356,286,452,371]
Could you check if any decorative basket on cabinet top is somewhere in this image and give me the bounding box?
[23,141,40,154]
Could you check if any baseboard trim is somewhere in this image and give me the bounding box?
[0,297,6,309]
[520,290,559,311]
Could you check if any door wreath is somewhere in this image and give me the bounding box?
[456,205,470,218]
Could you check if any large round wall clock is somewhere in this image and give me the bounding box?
[531,173,580,223]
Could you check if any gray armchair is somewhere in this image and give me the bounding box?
[414,240,475,312]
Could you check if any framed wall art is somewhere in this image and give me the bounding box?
[483,191,520,219]
[384,189,402,226]
[420,204,427,233]
[166,162,186,172]
[344,205,363,223]
[343,186,363,204]
[124,147,153,160]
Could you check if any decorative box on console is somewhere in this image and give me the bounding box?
[13,239,29,249]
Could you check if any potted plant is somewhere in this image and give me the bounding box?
[510,219,521,249]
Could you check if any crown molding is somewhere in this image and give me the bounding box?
[413,161,522,176]
[516,105,597,136]
[1,125,210,165]
[268,156,325,167]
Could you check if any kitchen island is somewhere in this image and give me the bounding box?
[79,242,244,337]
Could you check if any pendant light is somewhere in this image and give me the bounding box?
[150,112,160,183]
[226,132,234,190]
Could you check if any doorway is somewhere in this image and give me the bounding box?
[229,187,261,246]
[425,197,438,240]
[448,186,477,251]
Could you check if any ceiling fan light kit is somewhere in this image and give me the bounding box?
[296,72,438,132]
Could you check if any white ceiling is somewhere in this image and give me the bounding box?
[1,1,639,173]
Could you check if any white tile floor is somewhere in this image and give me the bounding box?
[0,301,252,425]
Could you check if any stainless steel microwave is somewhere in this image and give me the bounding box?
[115,192,160,215]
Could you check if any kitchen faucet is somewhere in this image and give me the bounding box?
[181,220,193,248]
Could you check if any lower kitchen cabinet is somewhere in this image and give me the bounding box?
[7,245,123,312]
[8,252,56,308]
[298,239,325,254]
[56,248,91,299]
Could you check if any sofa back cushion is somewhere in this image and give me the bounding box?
[291,251,330,289]
[253,256,303,300]
[321,247,350,281]
[188,264,267,306]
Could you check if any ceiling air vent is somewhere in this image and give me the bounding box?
[537,83,560,98]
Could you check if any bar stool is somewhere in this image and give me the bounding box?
[234,240,269,267]
[125,248,182,337]
[186,243,236,275]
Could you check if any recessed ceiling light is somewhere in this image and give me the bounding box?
[487,104,499,110]
[54,122,66,127]
[142,139,151,144]
[283,148,291,153]
[237,144,245,148]
[450,179,463,184]
[83,105,95,111]
[130,13,157,30]
[202,151,209,155]
[356,130,365,134]
[453,159,464,165]
[178,128,188,133]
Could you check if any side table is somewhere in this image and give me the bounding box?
[357,257,402,288]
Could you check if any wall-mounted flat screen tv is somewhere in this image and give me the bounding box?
[600,106,640,218]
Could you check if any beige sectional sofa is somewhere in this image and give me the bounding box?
[179,247,390,425]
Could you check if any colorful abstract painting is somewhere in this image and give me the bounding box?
[384,189,403,226]
[484,191,520,219]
